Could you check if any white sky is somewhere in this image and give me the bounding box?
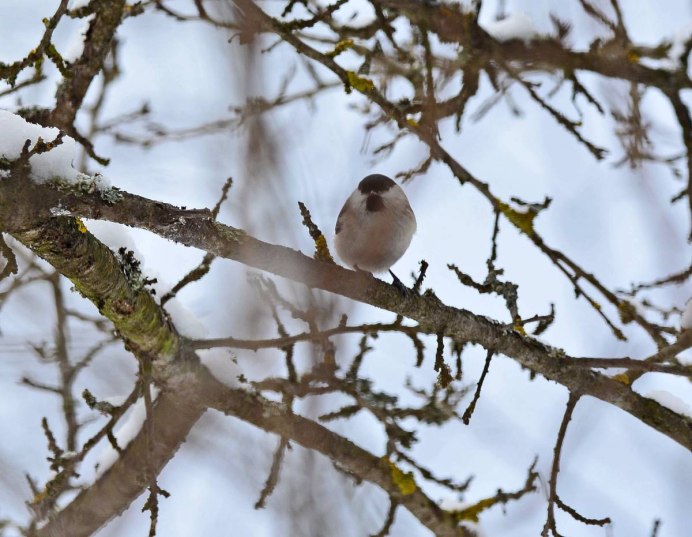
[0,1,691,536]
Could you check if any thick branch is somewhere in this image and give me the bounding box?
[50,1,127,129]
[35,392,205,537]
[2,179,690,451]
[233,0,668,347]
[11,216,179,377]
[377,0,691,91]
[5,181,466,537]
[202,373,470,537]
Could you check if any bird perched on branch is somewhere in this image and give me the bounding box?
[334,174,416,293]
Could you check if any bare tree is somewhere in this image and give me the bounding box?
[0,1,690,536]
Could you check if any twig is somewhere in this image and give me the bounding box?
[565,357,691,377]
[450,458,539,523]
[298,201,334,263]
[650,518,661,537]
[141,365,170,537]
[191,320,426,351]
[461,350,494,424]
[542,394,609,536]
[395,450,473,493]
[0,0,69,85]
[255,437,289,509]
[412,260,428,295]
[161,178,233,305]
[502,63,607,160]
[370,500,398,537]
[434,332,453,387]
[621,264,692,294]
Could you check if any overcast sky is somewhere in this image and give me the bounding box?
[0,1,691,536]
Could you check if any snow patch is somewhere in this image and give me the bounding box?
[662,23,692,71]
[439,497,467,511]
[482,13,539,43]
[0,109,78,183]
[646,390,692,418]
[87,220,142,259]
[62,17,92,62]
[165,297,208,338]
[86,220,209,338]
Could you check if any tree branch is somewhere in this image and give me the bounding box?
[2,178,690,452]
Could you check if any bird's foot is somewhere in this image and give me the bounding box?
[389,270,411,297]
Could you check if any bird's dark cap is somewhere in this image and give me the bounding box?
[358,174,396,194]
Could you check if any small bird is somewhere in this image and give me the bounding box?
[334,174,417,293]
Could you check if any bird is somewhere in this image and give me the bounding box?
[334,174,416,293]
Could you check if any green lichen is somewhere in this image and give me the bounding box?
[383,457,417,495]
[16,220,179,363]
[627,50,640,62]
[44,43,70,78]
[157,327,178,357]
[512,321,527,336]
[116,247,157,293]
[498,201,537,236]
[314,234,334,263]
[52,175,98,195]
[51,175,123,204]
[345,71,375,94]
[215,221,247,244]
[449,497,496,523]
[100,186,123,204]
[612,372,631,385]
[327,39,354,58]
